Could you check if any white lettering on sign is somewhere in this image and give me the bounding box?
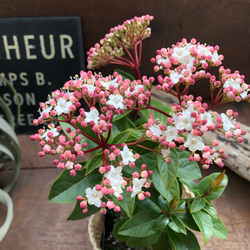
[2,92,36,106]
[0,72,29,86]
[0,34,75,60]
[60,34,74,59]
[40,34,55,59]
[2,35,21,60]
[24,35,37,60]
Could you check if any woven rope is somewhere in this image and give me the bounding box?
[88,212,104,250]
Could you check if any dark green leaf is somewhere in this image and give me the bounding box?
[168,228,201,250]
[49,168,102,204]
[190,196,206,213]
[202,202,217,218]
[150,99,171,124]
[168,216,187,235]
[138,196,162,213]
[118,210,159,237]
[212,216,228,239]
[178,209,200,231]
[152,233,172,250]
[113,219,130,242]
[85,152,103,175]
[176,149,201,180]
[67,201,99,220]
[115,69,135,81]
[192,210,213,244]
[198,172,228,200]
[126,231,162,248]
[152,214,169,231]
[112,190,135,218]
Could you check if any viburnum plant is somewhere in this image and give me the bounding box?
[31,15,249,249]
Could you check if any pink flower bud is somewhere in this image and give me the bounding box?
[114,206,121,212]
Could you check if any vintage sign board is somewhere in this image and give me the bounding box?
[0,16,85,133]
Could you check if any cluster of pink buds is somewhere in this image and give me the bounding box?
[87,15,153,70]
[152,38,223,87]
[143,95,246,169]
[219,66,250,102]
[75,148,152,215]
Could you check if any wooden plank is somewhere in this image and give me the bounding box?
[0,168,93,250]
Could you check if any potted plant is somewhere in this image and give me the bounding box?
[0,75,22,241]
[30,15,249,249]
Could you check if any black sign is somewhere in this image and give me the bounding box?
[0,16,85,133]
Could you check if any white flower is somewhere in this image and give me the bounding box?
[85,84,96,92]
[54,97,72,115]
[174,110,195,131]
[221,113,235,131]
[149,124,162,137]
[162,126,179,142]
[85,187,103,208]
[157,57,169,68]
[120,145,135,165]
[184,134,205,152]
[85,109,99,124]
[130,84,144,93]
[112,185,123,198]
[161,148,170,158]
[104,165,123,197]
[39,105,52,119]
[209,148,219,162]
[200,111,213,126]
[104,165,123,184]
[65,161,74,170]
[41,128,59,141]
[107,94,124,109]
[100,78,118,90]
[169,71,181,85]
[131,178,146,198]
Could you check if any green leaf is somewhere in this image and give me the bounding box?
[138,196,162,213]
[126,231,162,248]
[113,110,132,122]
[212,216,228,239]
[152,233,172,250]
[152,149,179,201]
[202,202,217,218]
[190,196,206,213]
[115,69,135,81]
[49,168,102,204]
[158,149,179,189]
[152,214,169,231]
[0,189,14,241]
[111,116,136,139]
[118,210,160,237]
[168,228,201,250]
[168,216,187,235]
[192,210,213,244]
[111,129,138,145]
[150,99,171,124]
[112,190,135,218]
[176,149,201,180]
[67,201,99,220]
[113,219,130,242]
[178,209,200,231]
[198,172,228,200]
[85,151,103,175]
